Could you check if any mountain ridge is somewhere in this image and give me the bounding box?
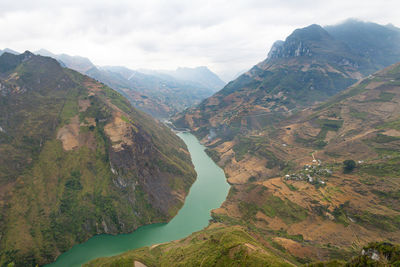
[173,20,400,140]
[34,49,225,118]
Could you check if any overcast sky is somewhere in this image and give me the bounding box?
[0,0,399,81]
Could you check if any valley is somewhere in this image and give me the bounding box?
[45,132,229,267]
[1,13,400,267]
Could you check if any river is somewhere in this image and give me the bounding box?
[46,132,230,267]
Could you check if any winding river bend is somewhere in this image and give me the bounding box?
[46,132,230,267]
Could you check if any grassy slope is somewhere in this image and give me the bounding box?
[220,63,400,257]
[84,226,293,267]
[0,52,196,266]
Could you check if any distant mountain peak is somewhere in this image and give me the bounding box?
[267,25,328,60]
[266,24,339,60]
[35,48,55,57]
[266,23,354,63]
[0,48,20,56]
[35,49,95,73]
[289,24,331,41]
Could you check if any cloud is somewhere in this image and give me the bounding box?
[0,0,399,81]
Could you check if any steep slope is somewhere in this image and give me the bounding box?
[0,52,196,266]
[93,61,400,266]
[174,21,400,139]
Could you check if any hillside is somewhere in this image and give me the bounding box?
[87,58,400,267]
[204,62,400,258]
[84,226,293,267]
[0,51,196,266]
[173,20,400,139]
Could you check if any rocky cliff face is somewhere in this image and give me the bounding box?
[0,52,196,266]
[174,21,400,142]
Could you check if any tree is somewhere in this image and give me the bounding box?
[343,159,356,173]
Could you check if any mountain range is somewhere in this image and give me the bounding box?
[173,19,400,138]
[34,49,225,118]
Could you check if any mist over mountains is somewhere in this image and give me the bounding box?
[34,49,225,118]
[174,19,400,137]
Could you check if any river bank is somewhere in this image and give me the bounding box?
[46,132,230,267]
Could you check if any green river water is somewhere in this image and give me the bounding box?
[46,132,230,267]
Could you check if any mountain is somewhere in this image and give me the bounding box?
[141,66,226,91]
[173,21,400,139]
[35,49,96,73]
[326,19,400,70]
[34,50,225,118]
[0,52,196,266]
[87,59,400,267]
[0,48,19,56]
[90,65,222,118]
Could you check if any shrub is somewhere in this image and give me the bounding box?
[343,159,356,173]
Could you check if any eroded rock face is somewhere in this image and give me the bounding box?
[104,115,134,151]
[106,118,180,216]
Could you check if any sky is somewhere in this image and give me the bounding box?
[0,0,399,82]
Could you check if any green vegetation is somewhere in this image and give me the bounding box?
[311,242,400,266]
[268,229,304,243]
[351,211,400,232]
[378,91,395,101]
[347,242,400,266]
[377,117,400,130]
[232,136,259,161]
[294,119,343,149]
[84,226,293,267]
[332,201,350,226]
[360,161,400,177]
[349,108,368,120]
[283,181,298,191]
[205,148,221,163]
[369,133,400,144]
[343,160,356,173]
[261,195,308,224]
[313,81,368,111]
[231,136,286,169]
